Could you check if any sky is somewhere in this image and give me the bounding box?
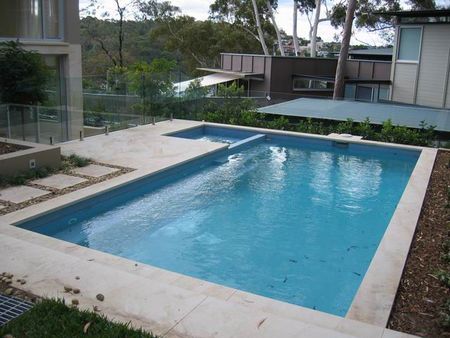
[79,0,450,46]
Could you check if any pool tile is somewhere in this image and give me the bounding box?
[171,275,236,300]
[167,297,354,338]
[31,174,87,190]
[72,164,119,178]
[0,186,50,204]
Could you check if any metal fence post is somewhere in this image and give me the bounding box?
[6,105,11,138]
[35,105,41,143]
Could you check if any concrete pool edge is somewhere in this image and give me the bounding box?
[347,147,437,326]
[0,120,430,337]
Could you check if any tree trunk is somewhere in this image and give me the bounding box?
[310,0,321,57]
[333,0,357,99]
[293,1,300,56]
[266,0,285,56]
[252,0,270,55]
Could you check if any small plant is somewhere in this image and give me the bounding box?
[0,166,53,187]
[441,299,450,327]
[68,154,90,167]
[435,270,450,287]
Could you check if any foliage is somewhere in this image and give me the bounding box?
[184,79,210,100]
[148,15,263,75]
[177,97,436,147]
[0,154,90,187]
[209,0,276,53]
[0,41,50,105]
[64,154,91,168]
[0,167,53,187]
[0,298,157,338]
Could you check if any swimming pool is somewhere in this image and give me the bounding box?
[19,128,420,316]
[166,125,257,144]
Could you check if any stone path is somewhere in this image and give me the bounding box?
[72,164,119,178]
[0,186,51,204]
[31,174,87,190]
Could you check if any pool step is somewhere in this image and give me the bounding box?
[228,134,266,151]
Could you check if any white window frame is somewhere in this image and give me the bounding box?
[396,25,423,64]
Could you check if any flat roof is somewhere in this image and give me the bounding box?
[258,98,450,132]
[379,9,450,17]
[349,47,393,56]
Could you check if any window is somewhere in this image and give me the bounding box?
[0,0,63,40]
[293,77,334,91]
[397,27,421,61]
[356,86,373,101]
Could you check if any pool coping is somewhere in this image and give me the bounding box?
[0,120,436,337]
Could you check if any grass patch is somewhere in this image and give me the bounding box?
[0,298,157,338]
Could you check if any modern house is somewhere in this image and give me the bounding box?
[388,9,450,109]
[0,0,83,142]
[186,52,391,103]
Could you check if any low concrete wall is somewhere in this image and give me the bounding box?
[0,139,61,176]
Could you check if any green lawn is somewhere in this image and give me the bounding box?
[0,299,157,338]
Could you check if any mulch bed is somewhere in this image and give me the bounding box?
[0,162,134,216]
[0,142,27,155]
[388,150,450,337]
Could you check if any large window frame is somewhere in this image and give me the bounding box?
[292,76,334,92]
[396,26,423,63]
[0,0,64,41]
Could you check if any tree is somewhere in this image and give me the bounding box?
[0,42,49,105]
[292,0,316,56]
[82,0,136,68]
[210,0,275,55]
[409,0,436,9]
[127,59,176,117]
[293,1,300,55]
[251,0,270,55]
[308,0,333,57]
[265,0,284,55]
[333,0,357,99]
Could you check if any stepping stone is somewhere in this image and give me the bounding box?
[72,164,119,178]
[0,205,6,210]
[31,174,87,190]
[0,186,50,204]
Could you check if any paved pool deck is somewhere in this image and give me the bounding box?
[0,120,436,338]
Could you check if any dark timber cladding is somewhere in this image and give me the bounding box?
[219,53,391,99]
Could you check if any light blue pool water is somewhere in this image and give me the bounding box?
[166,125,256,144]
[20,131,419,316]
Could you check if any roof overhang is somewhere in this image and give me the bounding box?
[174,73,247,93]
[197,68,264,81]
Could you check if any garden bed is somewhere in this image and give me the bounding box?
[0,156,134,215]
[388,150,450,337]
[0,142,28,155]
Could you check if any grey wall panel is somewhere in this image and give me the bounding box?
[392,63,417,104]
[416,25,450,108]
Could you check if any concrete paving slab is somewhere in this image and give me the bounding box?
[31,174,87,190]
[72,164,119,178]
[0,186,50,204]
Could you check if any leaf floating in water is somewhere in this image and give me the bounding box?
[347,245,358,252]
[304,255,309,260]
[268,284,274,289]
[257,317,267,329]
[353,272,361,276]
[283,277,287,283]
[289,259,297,263]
